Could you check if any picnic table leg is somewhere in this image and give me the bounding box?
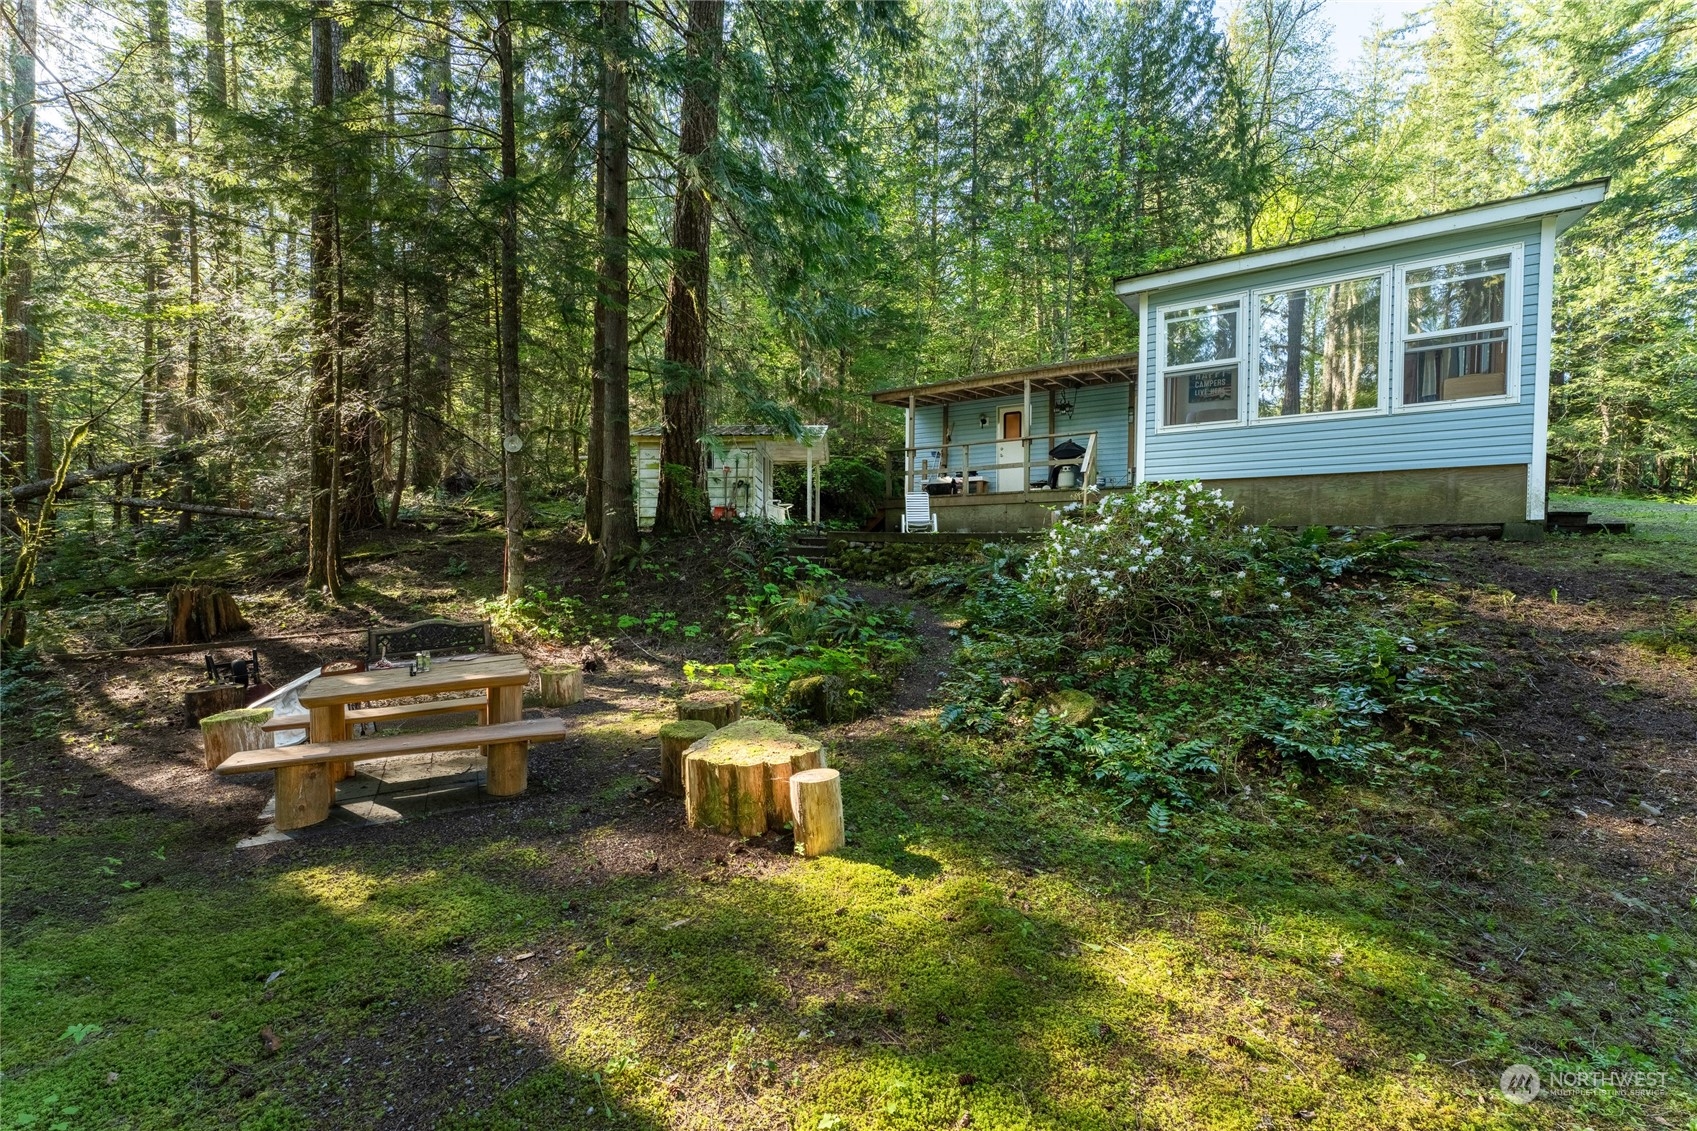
[485,683,527,796]
[274,762,333,831]
[309,703,352,783]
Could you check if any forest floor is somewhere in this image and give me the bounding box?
[1,493,1693,1130]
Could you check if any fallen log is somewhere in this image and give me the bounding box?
[6,448,195,499]
[109,497,304,523]
[47,628,362,661]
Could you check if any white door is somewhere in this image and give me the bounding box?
[994,408,1025,492]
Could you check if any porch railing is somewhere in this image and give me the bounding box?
[885,430,1098,497]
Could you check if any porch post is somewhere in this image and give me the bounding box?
[1022,378,1033,494]
[806,447,815,524]
[905,395,916,493]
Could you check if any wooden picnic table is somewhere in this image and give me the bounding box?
[298,654,533,795]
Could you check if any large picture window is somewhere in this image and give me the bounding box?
[1400,252,1513,404]
[1256,274,1381,417]
[1161,300,1241,427]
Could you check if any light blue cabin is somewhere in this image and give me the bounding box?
[874,181,1607,534]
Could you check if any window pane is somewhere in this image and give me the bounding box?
[1401,330,1508,403]
[1165,366,1238,426]
[1164,301,1239,367]
[1257,276,1381,417]
[1405,254,1510,334]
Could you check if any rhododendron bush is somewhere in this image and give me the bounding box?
[1026,481,1289,652]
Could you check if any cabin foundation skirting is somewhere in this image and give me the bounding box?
[1201,464,1530,528]
[881,493,1069,533]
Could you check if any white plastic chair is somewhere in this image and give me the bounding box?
[901,491,938,534]
[766,500,793,524]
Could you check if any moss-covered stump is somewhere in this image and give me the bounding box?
[781,674,849,724]
[199,707,273,771]
[677,689,742,728]
[659,719,716,797]
[1041,689,1097,727]
[540,665,584,707]
[684,720,825,837]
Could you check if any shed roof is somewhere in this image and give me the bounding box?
[870,353,1140,407]
[1113,179,1608,301]
[631,423,828,464]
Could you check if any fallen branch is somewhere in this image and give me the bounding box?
[107,497,305,523]
[47,628,364,661]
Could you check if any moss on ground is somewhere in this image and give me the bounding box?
[3,499,1694,1129]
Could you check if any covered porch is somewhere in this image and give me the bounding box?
[872,354,1138,531]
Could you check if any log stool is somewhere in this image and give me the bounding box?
[790,768,845,857]
[683,719,823,837]
[659,719,716,796]
[677,689,741,727]
[200,707,275,771]
[540,665,584,707]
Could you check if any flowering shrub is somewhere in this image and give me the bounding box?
[1026,481,1286,651]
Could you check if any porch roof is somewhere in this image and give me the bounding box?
[870,353,1139,408]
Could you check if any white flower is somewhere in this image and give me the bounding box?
[1236,571,1246,579]
[1209,589,1223,598]
[1268,603,1280,611]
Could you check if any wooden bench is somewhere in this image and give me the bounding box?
[261,693,489,736]
[216,717,567,831]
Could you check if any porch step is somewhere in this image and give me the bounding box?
[1545,510,1632,536]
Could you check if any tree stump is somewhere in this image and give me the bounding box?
[200,707,274,771]
[184,683,246,728]
[166,584,249,645]
[540,665,584,707]
[781,674,849,723]
[677,689,742,727]
[659,719,716,796]
[789,768,845,857]
[683,719,824,837]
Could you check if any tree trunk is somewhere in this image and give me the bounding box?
[2,0,36,484]
[596,0,638,570]
[496,1,526,598]
[389,264,411,528]
[332,31,380,533]
[654,0,725,537]
[414,15,453,489]
[306,3,340,595]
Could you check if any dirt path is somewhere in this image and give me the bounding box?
[845,580,959,715]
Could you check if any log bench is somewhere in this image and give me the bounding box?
[261,692,490,736]
[216,717,567,831]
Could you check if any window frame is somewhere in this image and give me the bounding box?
[1245,265,1393,428]
[1391,244,1523,413]
[1154,293,1249,434]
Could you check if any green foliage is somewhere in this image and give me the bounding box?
[1627,606,1697,660]
[723,559,918,721]
[481,586,597,645]
[936,486,1487,826]
[772,457,889,526]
